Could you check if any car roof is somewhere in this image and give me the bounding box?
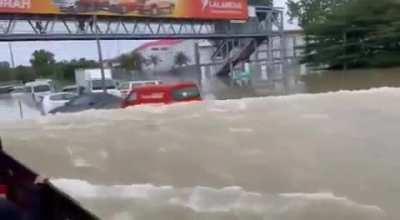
[75,93,122,100]
[13,86,26,89]
[132,83,197,92]
[130,80,161,84]
[25,81,51,87]
[63,85,81,89]
[44,92,74,97]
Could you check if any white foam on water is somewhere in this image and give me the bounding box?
[280,192,384,213]
[110,212,134,220]
[2,87,396,125]
[51,179,386,219]
[72,158,93,168]
[2,87,400,219]
[53,179,174,200]
[229,128,254,133]
[300,113,331,120]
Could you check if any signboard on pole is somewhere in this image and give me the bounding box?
[0,0,249,20]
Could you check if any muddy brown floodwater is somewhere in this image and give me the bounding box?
[302,67,400,93]
[1,87,400,220]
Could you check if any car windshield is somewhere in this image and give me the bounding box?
[145,82,158,85]
[119,82,130,90]
[62,87,76,92]
[172,86,201,101]
[50,93,76,101]
[92,80,116,90]
[68,96,93,106]
[12,87,26,93]
[33,85,51,93]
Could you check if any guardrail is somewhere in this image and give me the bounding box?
[0,81,23,87]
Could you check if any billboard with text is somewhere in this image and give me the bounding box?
[0,0,248,20]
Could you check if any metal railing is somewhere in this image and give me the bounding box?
[0,6,283,41]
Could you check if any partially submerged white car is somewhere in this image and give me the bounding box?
[25,80,53,103]
[41,92,77,114]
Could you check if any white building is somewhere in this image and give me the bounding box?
[135,40,196,72]
[106,32,304,74]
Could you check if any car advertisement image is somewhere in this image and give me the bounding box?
[0,0,248,20]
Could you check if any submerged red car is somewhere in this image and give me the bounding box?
[121,82,202,107]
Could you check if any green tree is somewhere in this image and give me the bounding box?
[13,66,35,83]
[174,52,190,67]
[118,52,144,71]
[0,69,12,82]
[0,63,12,82]
[56,58,98,82]
[287,0,348,27]
[302,0,400,69]
[149,55,161,68]
[30,50,56,78]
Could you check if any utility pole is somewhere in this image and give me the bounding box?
[194,42,201,87]
[93,15,107,93]
[343,30,347,70]
[8,42,15,68]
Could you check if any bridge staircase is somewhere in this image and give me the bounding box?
[209,6,284,78]
[213,38,265,77]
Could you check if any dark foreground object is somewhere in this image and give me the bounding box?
[0,199,21,219]
[0,139,98,220]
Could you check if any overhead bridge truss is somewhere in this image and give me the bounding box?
[0,6,283,41]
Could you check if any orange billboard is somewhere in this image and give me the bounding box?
[0,0,249,20]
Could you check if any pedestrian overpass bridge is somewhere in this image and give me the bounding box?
[0,6,288,77]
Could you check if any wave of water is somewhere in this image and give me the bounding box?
[1,87,400,219]
[53,178,385,220]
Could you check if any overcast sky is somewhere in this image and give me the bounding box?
[0,0,299,66]
[0,40,149,66]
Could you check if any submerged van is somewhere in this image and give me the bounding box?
[25,80,53,103]
[121,82,201,107]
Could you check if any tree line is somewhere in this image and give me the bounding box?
[116,50,190,70]
[0,50,98,83]
[0,49,191,83]
[288,0,400,69]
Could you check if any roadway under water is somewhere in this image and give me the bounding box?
[1,86,400,220]
[0,93,41,121]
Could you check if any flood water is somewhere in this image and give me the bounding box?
[1,68,400,219]
[0,94,41,121]
[1,67,400,121]
[302,68,400,93]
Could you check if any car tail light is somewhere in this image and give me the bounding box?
[127,92,137,102]
[0,185,8,198]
